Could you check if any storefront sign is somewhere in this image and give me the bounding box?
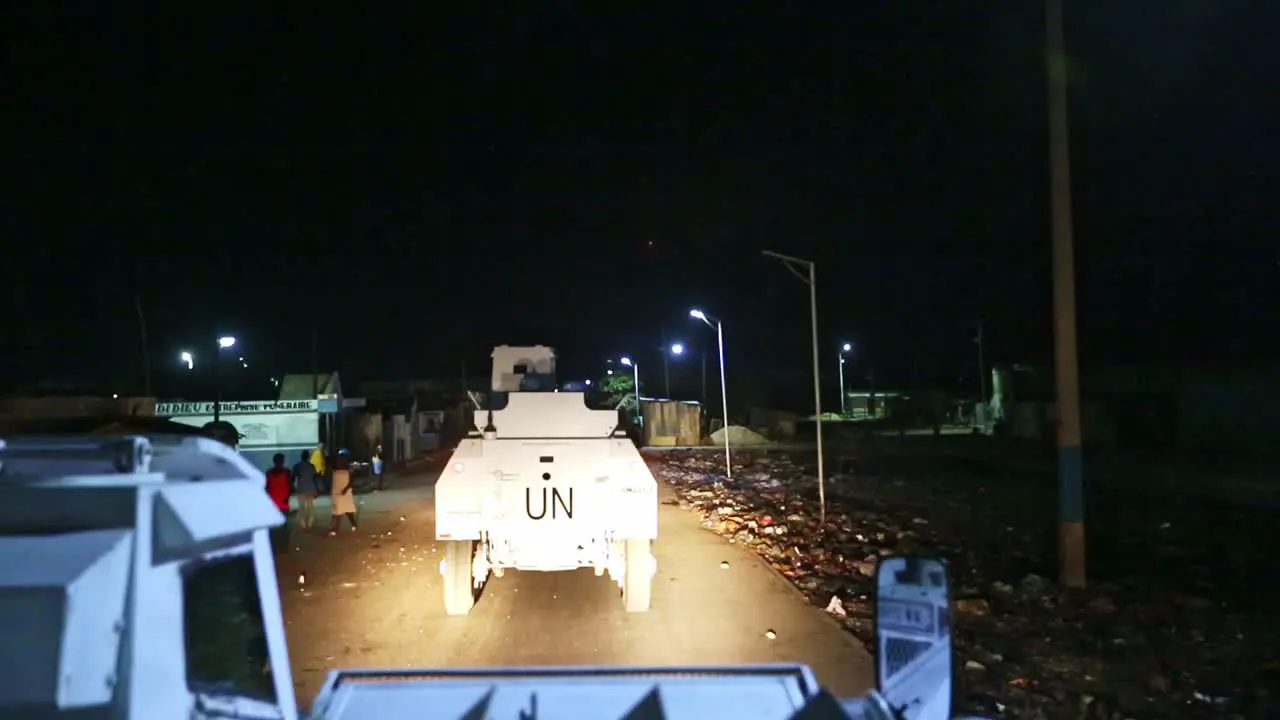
[155,400,318,416]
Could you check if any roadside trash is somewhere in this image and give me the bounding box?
[647,448,1275,718]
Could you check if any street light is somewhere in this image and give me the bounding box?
[670,343,684,355]
[619,356,640,420]
[213,335,237,423]
[838,343,853,416]
[179,351,194,371]
[689,308,731,479]
[762,249,827,526]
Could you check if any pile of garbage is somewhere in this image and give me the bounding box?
[709,425,771,446]
[647,450,1277,718]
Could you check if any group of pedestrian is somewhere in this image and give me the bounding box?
[263,442,388,554]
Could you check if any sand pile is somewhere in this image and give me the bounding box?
[709,425,770,446]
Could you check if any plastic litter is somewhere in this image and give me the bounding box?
[647,448,1275,718]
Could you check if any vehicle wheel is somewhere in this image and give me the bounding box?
[622,539,653,612]
[442,540,476,616]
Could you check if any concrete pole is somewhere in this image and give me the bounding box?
[1047,0,1086,588]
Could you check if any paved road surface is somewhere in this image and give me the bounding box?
[274,468,873,709]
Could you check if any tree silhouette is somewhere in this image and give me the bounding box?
[598,372,639,410]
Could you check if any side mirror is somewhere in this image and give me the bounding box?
[874,555,952,720]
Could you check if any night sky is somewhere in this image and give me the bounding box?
[4,4,1275,405]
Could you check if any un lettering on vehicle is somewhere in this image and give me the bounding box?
[525,487,573,520]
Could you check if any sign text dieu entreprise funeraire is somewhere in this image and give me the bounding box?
[155,400,319,416]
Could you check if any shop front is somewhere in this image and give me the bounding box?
[154,399,320,470]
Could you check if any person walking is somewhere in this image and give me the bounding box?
[328,448,358,535]
[310,442,328,494]
[372,444,385,491]
[264,453,292,554]
[291,450,320,530]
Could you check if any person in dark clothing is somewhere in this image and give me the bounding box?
[264,453,292,554]
[291,450,321,530]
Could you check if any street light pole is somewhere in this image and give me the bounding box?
[713,322,729,478]
[690,309,731,479]
[700,352,707,404]
[660,327,671,398]
[214,351,223,424]
[838,355,846,415]
[1047,0,1086,588]
[762,250,827,526]
[619,356,641,424]
[664,342,685,399]
[838,343,852,416]
[213,336,236,423]
[663,352,670,398]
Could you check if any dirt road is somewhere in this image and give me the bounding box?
[274,468,873,710]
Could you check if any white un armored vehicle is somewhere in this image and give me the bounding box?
[434,345,659,615]
[0,433,972,719]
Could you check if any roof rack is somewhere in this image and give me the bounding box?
[0,435,264,484]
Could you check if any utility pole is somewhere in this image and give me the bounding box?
[661,326,671,398]
[762,250,828,527]
[311,320,319,397]
[115,241,151,398]
[311,320,325,449]
[134,293,151,396]
[976,319,987,404]
[700,352,707,404]
[868,367,877,417]
[1048,0,1086,588]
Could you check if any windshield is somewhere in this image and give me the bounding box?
[182,553,276,703]
[471,389,623,413]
